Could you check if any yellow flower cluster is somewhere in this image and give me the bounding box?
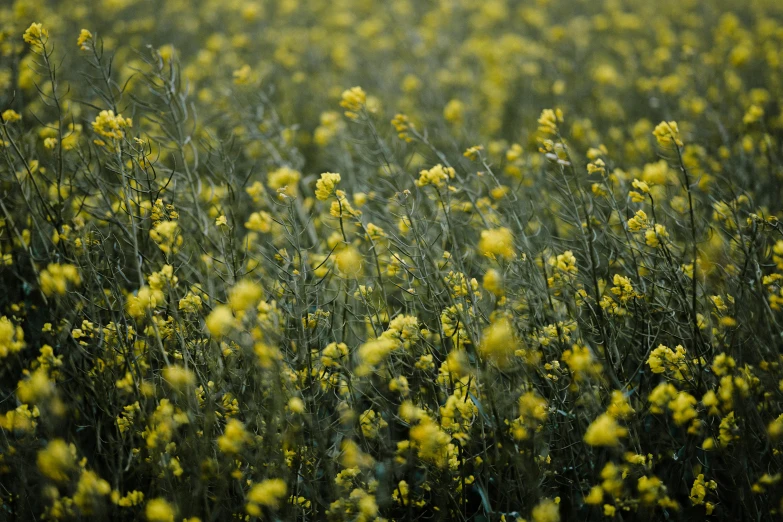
[340,86,366,120]
[415,164,455,189]
[23,22,49,48]
[39,263,81,296]
[246,478,287,514]
[478,227,515,260]
[0,316,25,358]
[315,172,341,200]
[91,110,132,140]
[76,29,92,50]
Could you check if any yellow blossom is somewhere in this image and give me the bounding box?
[334,246,363,277]
[245,211,273,232]
[206,305,235,337]
[443,99,465,124]
[478,227,515,260]
[145,498,176,522]
[2,109,21,122]
[92,110,132,140]
[228,280,263,311]
[315,172,341,200]
[340,86,366,119]
[479,317,518,366]
[217,419,249,454]
[77,29,93,50]
[532,499,560,522]
[23,23,49,48]
[267,166,301,199]
[0,316,25,358]
[538,108,564,135]
[415,164,455,189]
[37,439,76,482]
[653,121,683,148]
[150,221,182,255]
[584,413,627,447]
[247,479,287,513]
[162,365,196,391]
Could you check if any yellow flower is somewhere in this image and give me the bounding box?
[340,86,366,119]
[113,490,145,507]
[245,180,267,203]
[17,368,55,404]
[532,498,560,522]
[23,23,49,48]
[443,99,465,124]
[668,391,698,426]
[245,211,273,232]
[652,121,683,148]
[37,439,76,482]
[0,315,26,358]
[267,166,301,199]
[645,224,669,247]
[162,365,196,391]
[315,172,341,200]
[359,408,388,439]
[563,344,602,380]
[464,145,484,160]
[415,164,455,189]
[321,342,349,368]
[356,336,398,376]
[409,417,452,467]
[479,317,518,366]
[478,227,515,260]
[583,413,627,447]
[607,390,635,419]
[145,498,176,522]
[537,108,564,135]
[206,305,235,337]
[254,342,282,368]
[768,414,783,438]
[77,29,93,50]
[637,475,677,508]
[587,159,606,175]
[719,411,738,447]
[217,419,249,454]
[550,250,578,280]
[391,113,413,141]
[150,221,182,255]
[287,397,305,413]
[689,474,717,506]
[232,64,252,85]
[743,104,764,125]
[126,286,164,319]
[246,478,287,514]
[73,469,111,514]
[585,486,604,505]
[482,268,504,296]
[39,263,81,296]
[334,246,363,277]
[92,110,132,140]
[178,291,203,313]
[228,280,263,312]
[1,109,21,122]
[627,209,648,232]
[649,382,678,413]
[632,178,650,194]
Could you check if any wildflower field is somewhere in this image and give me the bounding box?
[4,0,783,520]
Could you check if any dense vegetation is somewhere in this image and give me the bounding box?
[3,1,783,520]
